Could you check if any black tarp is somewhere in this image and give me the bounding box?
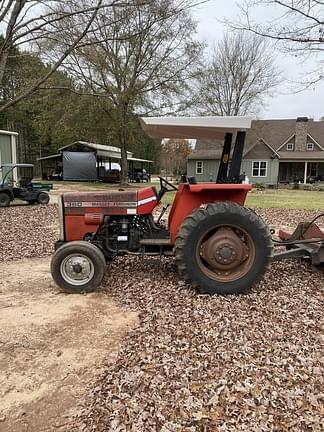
[62,151,97,181]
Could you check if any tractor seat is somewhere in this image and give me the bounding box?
[187,176,197,184]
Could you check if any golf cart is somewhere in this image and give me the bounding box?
[0,163,53,207]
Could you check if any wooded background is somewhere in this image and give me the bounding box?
[1,1,321,180]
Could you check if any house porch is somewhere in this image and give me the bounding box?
[279,162,324,184]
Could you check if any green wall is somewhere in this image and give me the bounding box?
[187,158,279,184]
[241,159,279,185]
[187,159,220,182]
[0,134,13,181]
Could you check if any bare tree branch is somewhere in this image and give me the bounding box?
[228,1,324,83]
[195,32,279,116]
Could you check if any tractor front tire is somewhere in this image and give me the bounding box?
[0,193,10,207]
[37,192,50,205]
[51,241,106,294]
[175,202,272,295]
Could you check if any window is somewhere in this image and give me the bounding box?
[252,161,267,177]
[286,143,294,151]
[306,142,314,151]
[196,161,203,174]
[307,162,318,177]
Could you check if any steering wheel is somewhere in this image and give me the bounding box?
[159,176,178,192]
[157,176,178,200]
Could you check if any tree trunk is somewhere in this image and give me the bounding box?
[118,103,129,186]
[0,48,9,86]
[120,135,128,185]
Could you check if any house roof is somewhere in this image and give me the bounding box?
[192,118,324,159]
[188,138,224,160]
[188,149,224,160]
[277,151,324,160]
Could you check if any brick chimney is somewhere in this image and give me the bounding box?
[295,117,308,151]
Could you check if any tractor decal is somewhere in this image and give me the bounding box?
[64,201,137,208]
[137,196,157,206]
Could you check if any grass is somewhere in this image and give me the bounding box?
[52,181,324,210]
[162,188,324,209]
[246,189,324,210]
[52,180,160,190]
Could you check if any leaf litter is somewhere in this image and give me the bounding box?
[0,204,323,431]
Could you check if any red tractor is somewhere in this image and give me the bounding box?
[51,117,324,295]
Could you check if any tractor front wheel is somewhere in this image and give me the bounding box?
[175,202,272,295]
[51,241,106,293]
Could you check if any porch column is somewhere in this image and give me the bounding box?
[304,161,308,184]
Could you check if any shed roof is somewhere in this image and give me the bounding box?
[0,129,18,136]
[59,141,133,159]
[38,154,61,161]
[38,142,152,164]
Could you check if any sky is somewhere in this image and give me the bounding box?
[192,0,324,120]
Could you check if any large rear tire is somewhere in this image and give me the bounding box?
[175,202,272,295]
[51,241,106,293]
[0,192,10,207]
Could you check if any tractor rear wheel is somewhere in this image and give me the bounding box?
[51,241,106,293]
[175,202,272,295]
[0,192,10,207]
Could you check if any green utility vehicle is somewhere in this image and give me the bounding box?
[0,163,52,207]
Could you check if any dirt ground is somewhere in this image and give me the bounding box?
[0,258,138,432]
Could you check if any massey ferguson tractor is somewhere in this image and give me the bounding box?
[51,117,324,295]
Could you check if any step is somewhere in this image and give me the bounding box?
[139,238,172,246]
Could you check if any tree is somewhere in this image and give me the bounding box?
[0,0,116,112]
[231,1,324,85]
[196,32,279,116]
[0,37,160,167]
[160,139,191,177]
[51,0,203,184]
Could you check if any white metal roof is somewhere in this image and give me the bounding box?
[140,116,253,140]
[0,129,18,136]
[59,141,133,159]
[128,157,153,163]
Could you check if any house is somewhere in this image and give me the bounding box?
[0,129,19,182]
[38,141,152,182]
[187,117,324,184]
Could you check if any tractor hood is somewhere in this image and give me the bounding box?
[139,116,253,140]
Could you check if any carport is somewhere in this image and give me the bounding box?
[38,141,152,182]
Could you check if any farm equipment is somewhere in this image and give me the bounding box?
[0,163,52,207]
[50,116,324,295]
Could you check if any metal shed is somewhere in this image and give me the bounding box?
[38,141,152,182]
[0,130,19,183]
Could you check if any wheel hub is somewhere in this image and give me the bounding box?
[72,263,83,274]
[201,227,249,271]
[61,254,94,284]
